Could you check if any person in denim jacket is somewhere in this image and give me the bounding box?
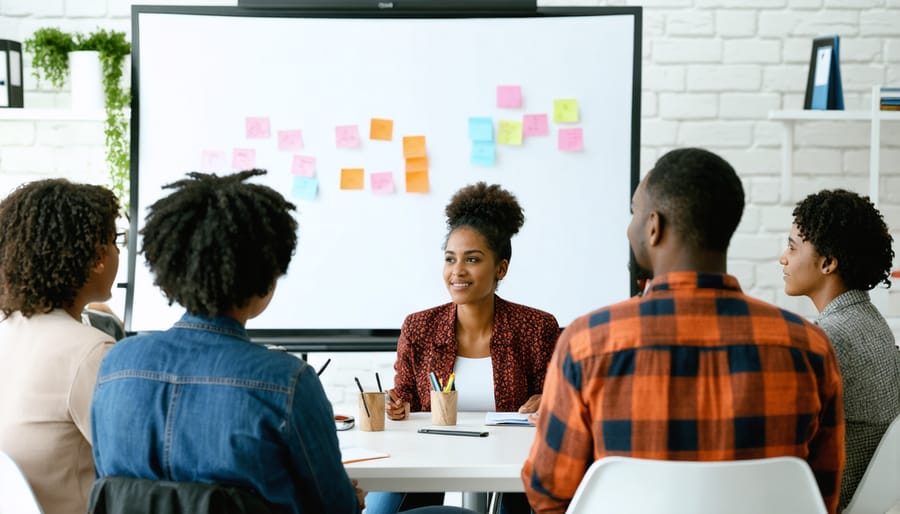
[90,170,364,513]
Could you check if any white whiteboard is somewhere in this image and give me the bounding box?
[127,6,640,336]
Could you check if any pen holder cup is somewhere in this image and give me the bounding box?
[358,392,386,432]
[430,390,458,426]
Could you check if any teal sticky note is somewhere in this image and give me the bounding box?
[468,117,493,142]
[292,176,318,200]
[471,141,496,166]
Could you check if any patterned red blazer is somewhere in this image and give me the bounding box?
[393,295,560,412]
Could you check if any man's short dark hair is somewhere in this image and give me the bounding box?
[645,148,745,252]
[140,170,298,317]
[793,189,894,290]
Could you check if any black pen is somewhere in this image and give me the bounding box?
[375,372,383,393]
[317,358,331,376]
[354,376,370,418]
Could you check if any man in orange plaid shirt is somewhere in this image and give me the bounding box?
[522,148,844,513]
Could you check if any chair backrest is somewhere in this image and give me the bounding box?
[565,456,828,514]
[88,476,277,514]
[843,413,900,514]
[0,451,43,514]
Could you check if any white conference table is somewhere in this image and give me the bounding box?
[338,411,536,493]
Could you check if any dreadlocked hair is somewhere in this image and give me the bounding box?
[443,182,525,262]
[793,189,894,290]
[140,169,298,317]
[0,179,119,317]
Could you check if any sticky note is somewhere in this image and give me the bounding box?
[370,172,394,194]
[405,170,429,193]
[497,85,522,109]
[471,141,496,166]
[558,127,584,152]
[200,150,226,171]
[522,114,549,137]
[292,176,318,201]
[291,155,316,177]
[340,168,365,190]
[231,148,256,170]
[336,125,361,148]
[403,135,427,158]
[497,120,523,146]
[405,156,429,173]
[553,99,579,123]
[468,117,493,142]
[245,117,270,139]
[278,129,304,151]
[370,118,394,141]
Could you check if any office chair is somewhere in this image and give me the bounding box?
[843,413,900,514]
[565,456,827,514]
[0,450,43,514]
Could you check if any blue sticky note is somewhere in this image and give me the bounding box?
[471,141,496,166]
[468,117,494,142]
[292,176,318,200]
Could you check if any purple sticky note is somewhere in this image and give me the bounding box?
[278,130,304,151]
[558,128,584,152]
[523,114,549,137]
[200,150,226,171]
[497,85,522,109]
[245,117,271,139]
[370,171,394,195]
[232,148,256,169]
[291,155,316,177]
[335,125,361,148]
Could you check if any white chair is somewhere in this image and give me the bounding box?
[0,450,43,514]
[843,413,900,514]
[565,456,827,514]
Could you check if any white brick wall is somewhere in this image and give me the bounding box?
[1,0,898,411]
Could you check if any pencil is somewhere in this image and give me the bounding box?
[354,376,370,418]
[375,372,383,393]
[317,358,331,376]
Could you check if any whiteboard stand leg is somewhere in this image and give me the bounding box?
[870,85,881,207]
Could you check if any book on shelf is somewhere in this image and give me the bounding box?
[879,86,900,111]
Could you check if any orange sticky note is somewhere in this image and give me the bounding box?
[405,170,429,193]
[370,118,394,141]
[403,135,427,158]
[340,168,365,190]
[405,156,429,173]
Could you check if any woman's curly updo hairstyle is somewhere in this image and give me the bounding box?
[140,169,297,317]
[0,179,119,317]
[793,189,894,291]
[444,182,525,263]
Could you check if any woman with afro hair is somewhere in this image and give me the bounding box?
[0,179,120,514]
[779,188,899,510]
[370,182,560,514]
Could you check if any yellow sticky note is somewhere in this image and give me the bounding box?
[553,99,579,123]
[405,156,429,173]
[497,120,523,146]
[370,118,394,141]
[340,168,365,190]
[403,135,427,158]
[406,170,429,193]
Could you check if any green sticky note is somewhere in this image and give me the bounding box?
[553,99,579,123]
[497,120,523,146]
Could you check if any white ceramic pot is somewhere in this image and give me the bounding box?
[68,50,104,111]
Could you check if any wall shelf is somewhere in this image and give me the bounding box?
[0,108,105,121]
[768,86,900,206]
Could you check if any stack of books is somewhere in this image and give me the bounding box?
[881,87,900,111]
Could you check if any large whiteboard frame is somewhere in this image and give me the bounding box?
[127,5,642,350]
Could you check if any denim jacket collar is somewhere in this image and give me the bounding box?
[173,313,249,341]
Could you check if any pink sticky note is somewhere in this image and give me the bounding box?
[291,155,316,177]
[200,150,226,171]
[232,148,256,169]
[558,128,584,152]
[245,117,271,139]
[335,125,361,148]
[370,171,394,195]
[523,114,549,137]
[497,85,522,109]
[278,130,304,151]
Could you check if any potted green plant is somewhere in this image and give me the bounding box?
[25,27,131,208]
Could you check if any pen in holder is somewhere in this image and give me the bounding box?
[358,392,385,432]
[430,390,458,426]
